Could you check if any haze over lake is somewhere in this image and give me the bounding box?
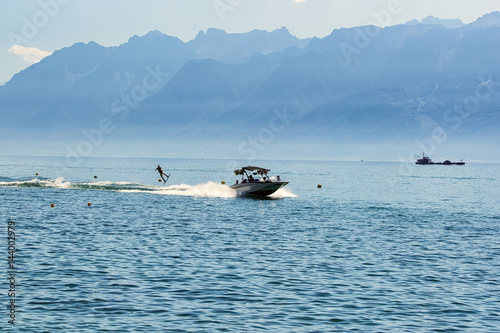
[1,12,500,162]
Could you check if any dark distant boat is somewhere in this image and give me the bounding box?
[231,166,288,197]
[415,153,465,165]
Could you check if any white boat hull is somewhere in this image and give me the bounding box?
[230,181,288,197]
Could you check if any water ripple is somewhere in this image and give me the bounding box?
[1,160,499,332]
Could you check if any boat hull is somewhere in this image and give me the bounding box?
[416,154,465,165]
[230,181,289,197]
[415,162,465,165]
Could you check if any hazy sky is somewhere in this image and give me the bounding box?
[1,0,499,83]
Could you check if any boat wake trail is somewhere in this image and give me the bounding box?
[0,178,154,192]
[0,177,73,189]
[268,188,298,198]
[123,182,237,198]
[0,178,296,198]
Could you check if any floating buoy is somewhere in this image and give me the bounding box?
[317,184,322,188]
[221,181,226,184]
[87,202,91,207]
[94,175,97,179]
[50,203,55,207]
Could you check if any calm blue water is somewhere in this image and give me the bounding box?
[1,156,499,332]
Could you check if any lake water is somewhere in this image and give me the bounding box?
[1,156,499,332]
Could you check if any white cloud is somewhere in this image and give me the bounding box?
[7,45,52,64]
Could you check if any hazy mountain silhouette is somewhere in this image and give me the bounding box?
[1,13,499,161]
[189,27,309,64]
[406,16,465,29]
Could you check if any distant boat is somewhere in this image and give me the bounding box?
[415,153,465,165]
[230,166,288,197]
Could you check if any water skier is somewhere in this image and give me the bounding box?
[155,165,170,183]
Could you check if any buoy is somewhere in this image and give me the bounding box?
[50,203,55,208]
[35,173,39,176]
[94,175,97,179]
[317,184,322,188]
[221,181,226,184]
[87,202,91,207]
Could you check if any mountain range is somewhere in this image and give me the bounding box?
[1,12,499,161]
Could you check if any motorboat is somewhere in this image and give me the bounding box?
[230,166,288,197]
[415,153,465,165]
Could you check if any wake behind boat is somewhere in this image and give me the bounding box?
[231,166,288,197]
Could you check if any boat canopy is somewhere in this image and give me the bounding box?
[233,166,271,175]
[242,166,270,172]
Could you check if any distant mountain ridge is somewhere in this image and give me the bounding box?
[190,26,309,64]
[1,13,499,161]
[469,11,500,28]
[406,15,465,29]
